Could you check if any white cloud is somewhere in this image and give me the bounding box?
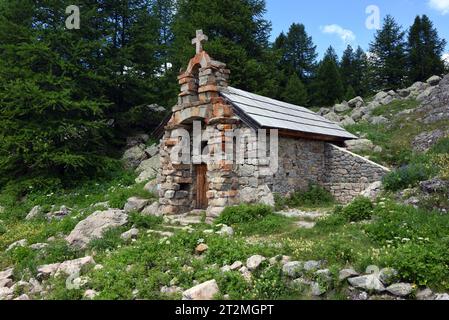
[443,53,449,65]
[428,0,449,15]
[321,24,356,45]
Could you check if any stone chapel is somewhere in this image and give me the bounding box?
[154,30,390,217]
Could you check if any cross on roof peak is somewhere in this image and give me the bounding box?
[192,30,208,54]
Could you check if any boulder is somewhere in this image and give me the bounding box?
[334,103,350,113]
[122,144,147,170]
[47,205,72,220]
[65,209,128,249]
[182,280,219,300]
[6,239,27,252]
[408,81,430,97]
[141,202,162,216]
[30,243,49,250]
[216,225,234,237]
[323,111,341,123]
[379,268,398,286]
[360,181,383,201]
[14,294,30,300]
[417,86,435,102]
[0,278,12,288]
[435,293,449,300]
[282,261,303,278]
[26,205,42,220]
[195,243,209,255]
[373,91,388,102]
[416,288,434,300]
[397,88,411,98]
[351,108,364,121]
[0,287,13,300]
[386,283,413,297]
[145,144,159,158]
[318,108,330,116]
[84,289,99,300]
[420,178,449,194]
[339,268,359,281]
[426,75,442,86]
[304,260,323,271]
[246,255,266,271]
[230,261,243,271]
[120,228,139,241]
[311,282,326,296]
[143,179,159,194]
[345,139,374,153]
[339,116,356,127]
[412,129,449,152]
[0,268,14,280]
[135,155,160,183]
[370,116,389,125]
[348,274,385,292]
[124,197,150,213]
[37,256,95,278]
[348,97,364,109]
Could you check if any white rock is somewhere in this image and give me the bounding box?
[348,274,385,292]
[416,288,434,300]
[379,268,398,286]
[339,116,356,127]
[0,287,13,300]
[386,283,413,297]
[30,243,49,250]
[0,278,13,288]
[14,294,30,300]
[6,239,27,252]
[334,103,350,113]
[182,280,219,300]
[84,289,99,299]
[345,139,374,153]
[304,260,323,271]
[65,209,128,249]
[282,261,303,278]
[135,155,160,183]
[246,255,266,271]
[426,75,442,86]
[311,282,326,296]
[230,261,243,271]
[339,268,359,281]
[143,179,159,194]
[0,268,14,280]
[26,205,42,220]
[124,197,150,213]
[37,256,95,278]
[120,228,139,241]
[435,293,449,300]
[323,111,341,123]
[141,202,161,216]
[360,181,383,201]
[348,96,364,109]
[370,116,389,125]
[216,225,234,236]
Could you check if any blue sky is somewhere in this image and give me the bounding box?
[265,0,449,60]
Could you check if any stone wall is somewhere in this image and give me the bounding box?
[323,144,390,203]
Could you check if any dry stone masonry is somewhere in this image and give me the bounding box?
[155,30,391,216]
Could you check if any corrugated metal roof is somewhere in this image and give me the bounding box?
[221,87,357,140]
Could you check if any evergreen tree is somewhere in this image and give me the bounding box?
[171,0,274,94]
[0,0,112,186]
[310,47,344,107]
[407,15,447,83]
[278,23,318,81]
[369,15,407,90]
[340,45,355,90]
[281,73,308,106]
[353,46,371,96]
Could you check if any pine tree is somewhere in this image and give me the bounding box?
[278,23,318,81]
[281,73,308,106]
[170,0,274,93]
[310,47,344,107]
[353,46,371,96]
[340,45,355,91]
[407,15,447,83]
[0,0,112,187]
[369,15,407,90]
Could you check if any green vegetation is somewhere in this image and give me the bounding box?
[338,197,374,222]
[275,185,335,210]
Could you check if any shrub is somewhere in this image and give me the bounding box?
[216,204,273,225]
[383,163,432,191]
[430,137,449,155]
[432,154,449,180]
[340,197,374,222]
[128,212,163,229]
[277,185,334,209]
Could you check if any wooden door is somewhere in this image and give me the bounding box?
[196,164,208,209]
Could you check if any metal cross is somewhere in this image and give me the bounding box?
[192,30,208,54]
